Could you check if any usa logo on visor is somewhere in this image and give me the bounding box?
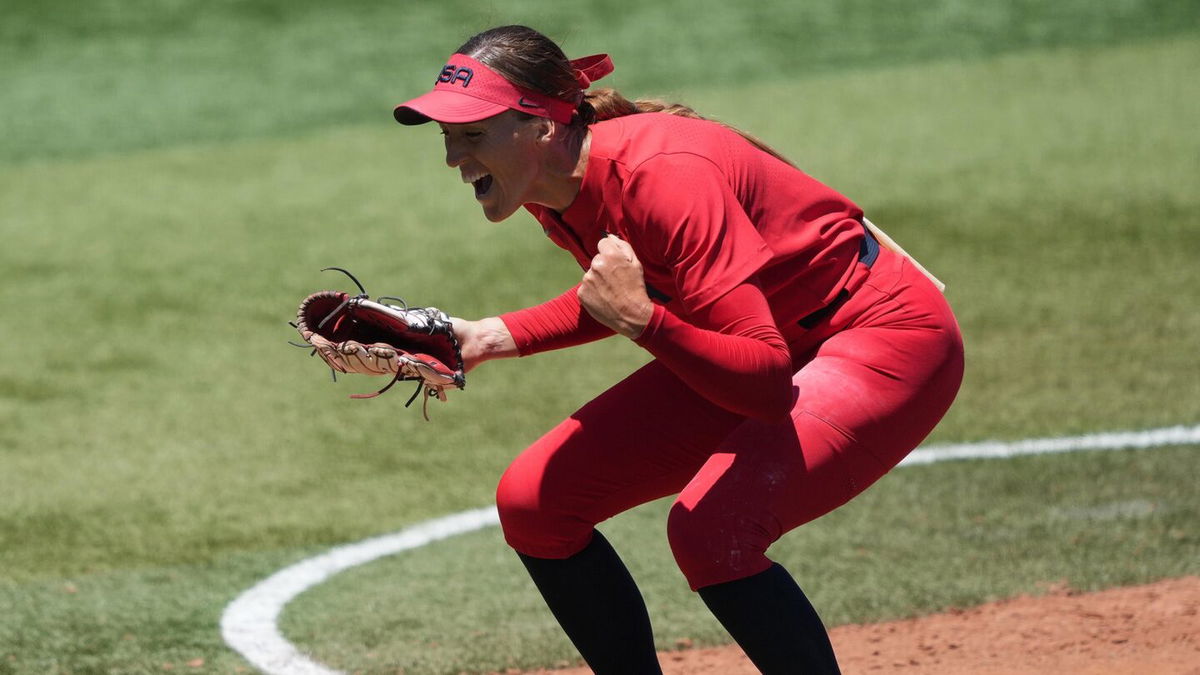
[437,64,473,87]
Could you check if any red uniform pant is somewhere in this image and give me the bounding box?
[496,247,964,590]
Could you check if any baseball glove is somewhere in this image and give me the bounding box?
[292,268,465,419]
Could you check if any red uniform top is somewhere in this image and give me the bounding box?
[501,112,869,420]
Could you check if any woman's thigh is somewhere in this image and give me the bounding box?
[495,359,745,557]
[670,259,964,586]
[679,317,963,530]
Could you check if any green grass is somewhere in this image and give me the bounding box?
[3,0,1198,162]
[282,446,1198,674]
[1,1,1198,672]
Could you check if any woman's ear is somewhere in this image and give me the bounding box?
[535,117,557,144]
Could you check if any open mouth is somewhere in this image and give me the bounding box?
[472,175,493,199]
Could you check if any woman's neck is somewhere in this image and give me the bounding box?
[533,128,591,213]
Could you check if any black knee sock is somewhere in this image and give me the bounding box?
[517,530,662,674]
[698,563,841,674]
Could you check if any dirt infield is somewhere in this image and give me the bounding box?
[517,576,1200,674]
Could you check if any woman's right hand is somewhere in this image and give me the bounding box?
[450,316,520,373]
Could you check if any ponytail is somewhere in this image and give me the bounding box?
[458,26,795,168]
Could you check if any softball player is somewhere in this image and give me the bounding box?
[392,25,964,674]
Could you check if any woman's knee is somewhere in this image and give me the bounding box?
[666,501,774,591]
[495,452,593,559]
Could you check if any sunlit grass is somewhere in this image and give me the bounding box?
[0,4,1197,672]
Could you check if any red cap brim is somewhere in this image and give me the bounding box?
[392,89,509,125]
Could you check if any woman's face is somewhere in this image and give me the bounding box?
[440,111,548,223]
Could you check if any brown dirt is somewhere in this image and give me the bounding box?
[514,576,1200,674]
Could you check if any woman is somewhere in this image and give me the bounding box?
[392,25,963,674]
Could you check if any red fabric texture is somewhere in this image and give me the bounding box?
[502,280,794,419]
[523,113,866,323]
[495,248,964,590]
[633,284,793,420]
[501,113,873,413]
[500,284,615,355]
[495,113,963,590]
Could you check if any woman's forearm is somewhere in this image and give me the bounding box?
[500,285,617,356]
[635,302,794,421]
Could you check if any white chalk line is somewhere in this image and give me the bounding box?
[221,507,500,675]
[221,424,1200,675]
[899,424,1200,466]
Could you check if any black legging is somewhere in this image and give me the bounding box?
[518,530,841,674]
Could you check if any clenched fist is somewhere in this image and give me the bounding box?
[578,234,654,339]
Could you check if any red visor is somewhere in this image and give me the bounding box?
[393,53,614,126]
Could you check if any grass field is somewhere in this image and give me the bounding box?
[1,2,1198,673]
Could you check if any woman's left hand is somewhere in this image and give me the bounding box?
[578,234,654,339]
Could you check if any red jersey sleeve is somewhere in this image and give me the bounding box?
[621,152,774,313]
[499,284,616,356]
[635,280,793,421]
